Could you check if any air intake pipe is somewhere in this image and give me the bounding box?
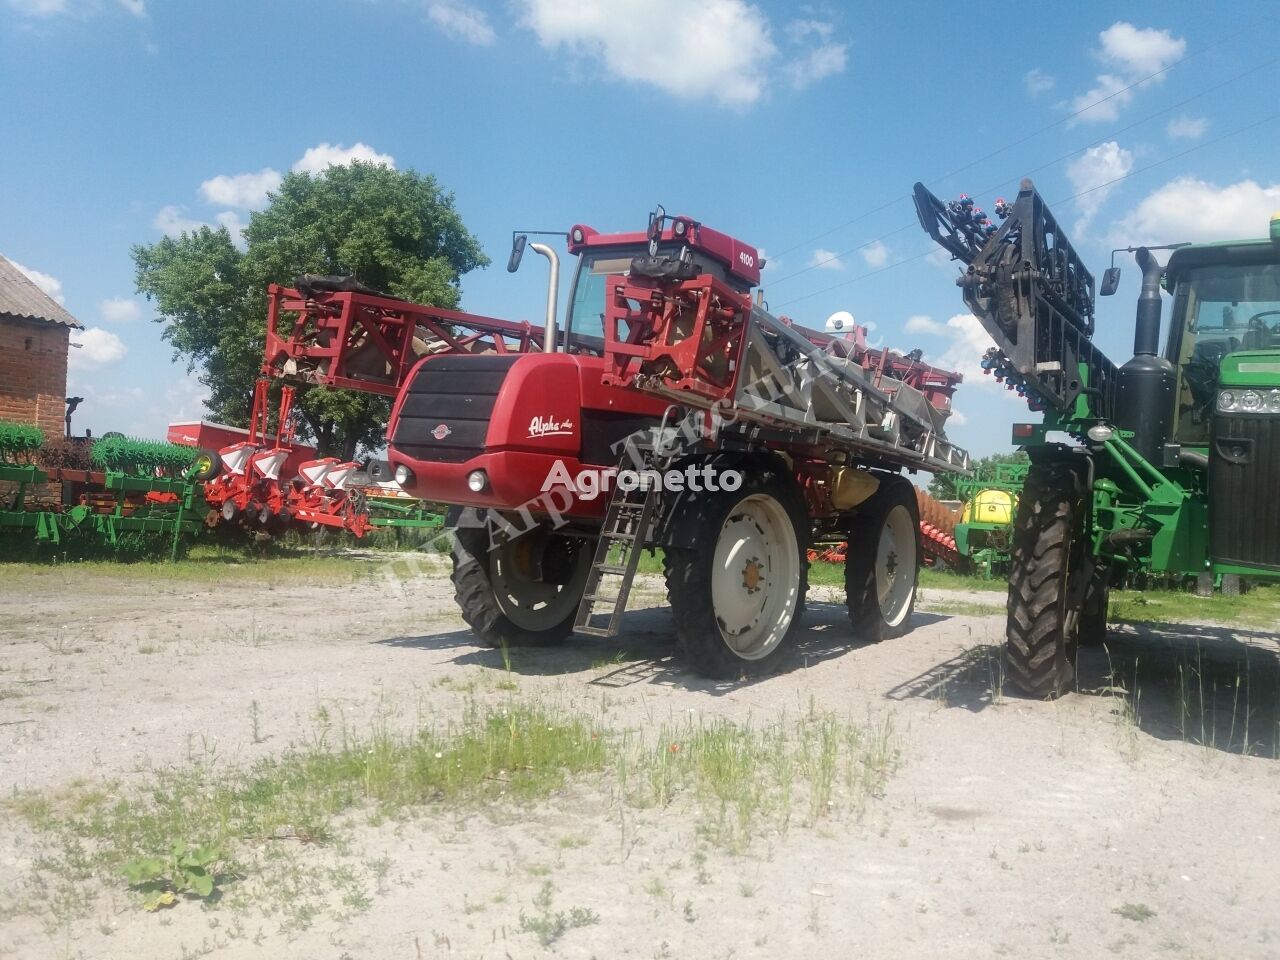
[1115,247,1175,463]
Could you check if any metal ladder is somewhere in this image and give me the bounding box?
[574,450,663,638]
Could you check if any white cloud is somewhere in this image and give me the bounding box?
[780,18,845,90]
[520,0,775,108]
[782,42,846,90]
[1069,22,1185,124]
[198,167,282,208]
[214,210,247,236]
[905,314,945,335]
[7,0,145,16]
[99,296,141,323]
[165,372,211,422]
[1166,114,1208,140]
[1065,140,1133,233]
[69,327,126,369]
[948,409,968,428]
[809,248,844,271]
[1024,68,1054,97]
[1098,21,1185,76]
[153,205,244,238]
[7,258,65,304]
[153,205,209,236]
[292,142,396,174]
[922,313,1017,406]
[860,240,888,269]
[1112,177,1280,246]
[1067,73,1132,124]
[426,1,495,45]
[5,0,69,15]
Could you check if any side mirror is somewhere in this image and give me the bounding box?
[507,234,527,273]
[1100,267,1121,297]
[646,204,665,258]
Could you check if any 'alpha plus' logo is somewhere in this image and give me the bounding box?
[528,415,575,439]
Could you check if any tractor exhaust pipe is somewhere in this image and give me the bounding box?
[1116,247,1175,463]
[529,242,560,353]
[1133,247,1163,357]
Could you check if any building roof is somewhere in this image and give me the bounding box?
[0,255,82,329]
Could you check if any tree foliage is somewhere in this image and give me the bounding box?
[928,450,1030,501]
[133,162,488,457]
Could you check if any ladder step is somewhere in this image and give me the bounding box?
[595,563,629,575]
[601,532,637,543]
[583,593,619,605]
[575,624,613,638]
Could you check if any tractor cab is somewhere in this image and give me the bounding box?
[560,211,761,355]
[1161,214,1280,573]
[1164,227,1280,447]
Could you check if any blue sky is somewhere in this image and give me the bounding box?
[3,0,1279,463]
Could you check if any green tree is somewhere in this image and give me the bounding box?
[134,161,489,458]
[928,450,1029,501]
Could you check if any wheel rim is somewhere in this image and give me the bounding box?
[710,493,800,660]
[491,534,590,632]
[877,504,917,627]
[195,454,214,475]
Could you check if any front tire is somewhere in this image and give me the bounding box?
[666,471,809,679]
[452,511,590,648]
[845,477,920,642]
[1006,458,1088,698]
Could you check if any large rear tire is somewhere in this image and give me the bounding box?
[665,472,809,679]
[845,477,920,642]
[452,511,590,648]
[1005,458,1088,698]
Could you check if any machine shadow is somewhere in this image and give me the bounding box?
[375,599,951,697]
[1082,620,1280,757]
[887,616,1280,758]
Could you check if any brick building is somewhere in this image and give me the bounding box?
[0,255,82,440]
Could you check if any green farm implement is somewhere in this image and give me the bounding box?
[0,423,203,560]
[953,462,1027,579]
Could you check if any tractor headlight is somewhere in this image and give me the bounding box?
[1268,389,1280,413]
[394,464,413,486]
[1217,390,1239,412]
[1241,389,1264,412]
[467,470,489,493]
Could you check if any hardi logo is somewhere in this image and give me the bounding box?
[528,415,575,439]
[432,423,452,440]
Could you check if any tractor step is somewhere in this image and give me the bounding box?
[574,451,663,639]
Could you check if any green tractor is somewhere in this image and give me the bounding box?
[915,179,1280,696]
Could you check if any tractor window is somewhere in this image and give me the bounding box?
[563,244,739,354]
[1172,262,1280,443]
[565,254,633,353]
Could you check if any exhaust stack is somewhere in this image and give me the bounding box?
[1116,247,1175,463]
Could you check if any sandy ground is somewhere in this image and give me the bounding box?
[2,558,1280,959]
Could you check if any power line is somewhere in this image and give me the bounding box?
[767,16,1272,261]
[766,51,1280,291]
[772,110,1280,310]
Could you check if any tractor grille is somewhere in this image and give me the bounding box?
[1209,412,1280,571]
[390,355,520,464]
